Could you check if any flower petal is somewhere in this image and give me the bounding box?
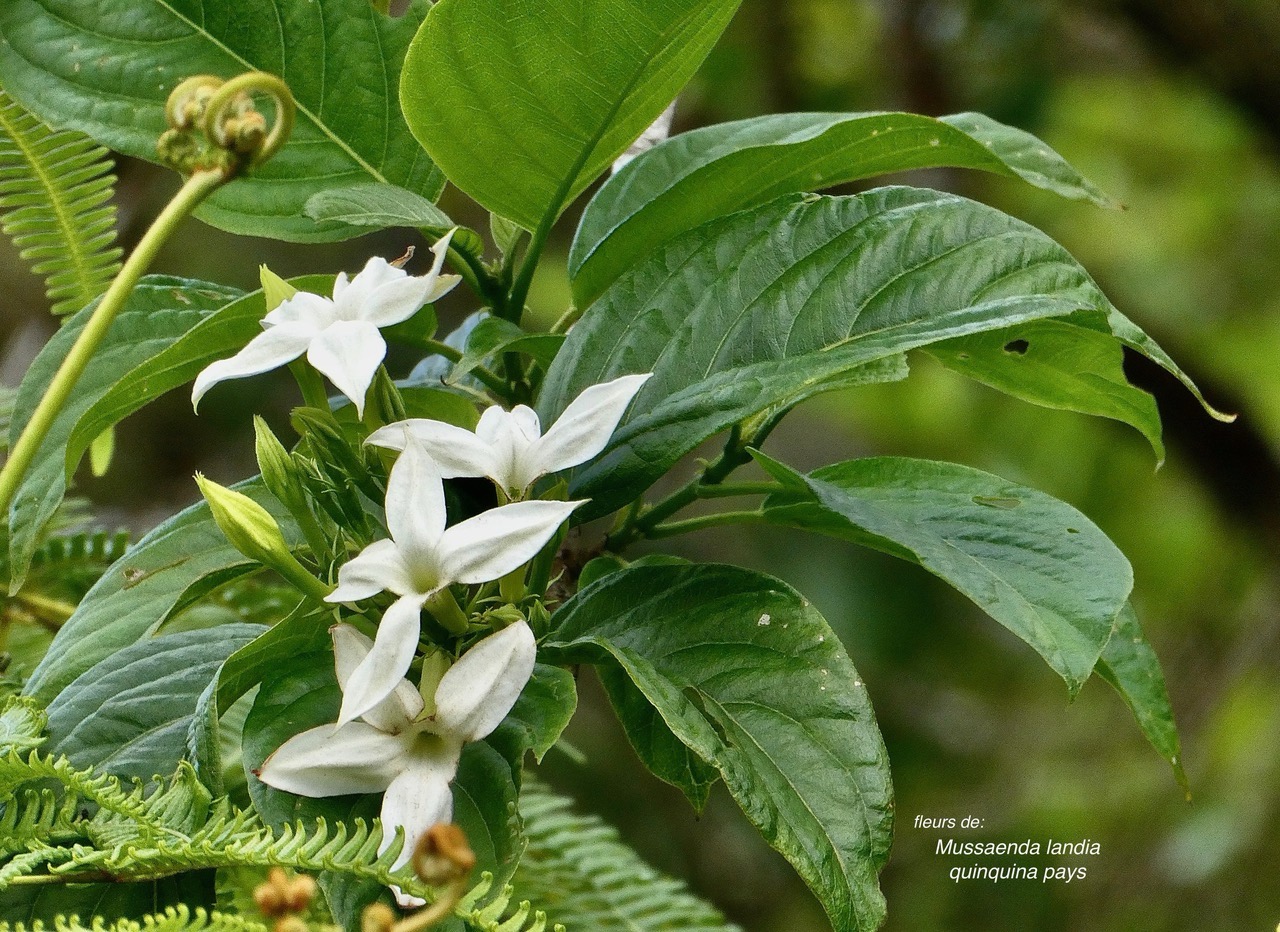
[191,324,314,411]
[263,291,336,329]
[327,538,415,602]
[433,620,536,742]
[306,319,387,418]
[256,721,406,796]
[333,256,406,317]
[360,275,443,328]
[331,624,423,731]
[385,438,448,566]
[474,406,522,494]
[367,419,498,481]
[525,373,652,483]
[337,595,424,728]
[379,743,461,906]
[436,499,583,587]
[423,228,463,303]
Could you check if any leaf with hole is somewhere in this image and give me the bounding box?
[540,189,1210,519]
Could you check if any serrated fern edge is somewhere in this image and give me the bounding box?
[0,905,269,932]
[0,88,122,316]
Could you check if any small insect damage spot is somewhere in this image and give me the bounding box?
[1066,527,1080,534]
[1003,338,1030,355]
[972,495,1022,509]
[757,613,771,626]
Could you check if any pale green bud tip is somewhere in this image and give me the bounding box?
[260,264,297,312]
[195,472,291,566]
[254,417,302,502]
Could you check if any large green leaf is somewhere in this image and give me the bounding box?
[6,276,242,592]
[571,110,1116,304]
[64,275,333,476]
[546,563,892,932]
[45,624,265,780]
[1096,603,1187,790]
[759,455,1132,694]
[22,478,298,705]
[400,0,742,232]
[540,189,1201,519]
[0,0,440,243]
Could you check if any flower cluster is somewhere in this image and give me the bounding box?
[233,285,651,906]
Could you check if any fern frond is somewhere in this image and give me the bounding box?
[512,783,740,932]
[0,905,270,932]
[458,873,565,932]
[29,530,130,576]
[0,788,84,857]
[0,88,122,315]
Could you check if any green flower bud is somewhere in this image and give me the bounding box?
[194,474,330,601]
[259,264,296,312]
[254,417,307,514]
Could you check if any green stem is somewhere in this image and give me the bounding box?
[504,217,551,325]
[608,426,751,549]
[646,510,765,539]
[271,550,334,604]
[418,339,511,400]
[289,359,331,410]
[0,170,225,513]
[426,588,470,636]
[697,481,782,498]
[551,304,583,334]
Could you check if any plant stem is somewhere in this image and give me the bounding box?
[11,591,77,628]
[646,510,765,539]
[412,339,512,401]
[697,481,782,498]
[607,426,751,549]
[426,588,470,636]
[289,359,331,410]
[504,217,551,325]
[0,170,225,513]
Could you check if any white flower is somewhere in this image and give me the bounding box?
[192,232,461,417]
[326,437,582,726]
[367,373,652,499]
[256,622,535,908]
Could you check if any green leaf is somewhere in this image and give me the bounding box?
[303,183,486,257]
[64,276,330,478]
[449,318,566,383]
[0,875,214,925]
[541,189,1199,519]
[571,110,1117,304]
[401,0,743,232]
[759,454,1132,694]
[22,477,298,706]
[1096,603,1187,791]
[489,663,577,765]
[6,277,242,592]
[187,610,329,793]
[0,697,45,752]
[547,563,892,932]
[0,88,122,316]
[926,320,1165,461]
[0,0,441,243]
[45,624,264,780]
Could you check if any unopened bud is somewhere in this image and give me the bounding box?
[285,872,318,911]
[274,918,308,932]
[367,368,407,429]
[361,903,397,932]
[412,823,476,886]
[196,474,292,568]
[253,866,290,917]
[260,265,297,312]
[195,474,331,602]
[255,417,308,515]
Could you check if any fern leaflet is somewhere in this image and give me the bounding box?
[513,782,741,932]
[0,88,122,316]
[0,905,269,932]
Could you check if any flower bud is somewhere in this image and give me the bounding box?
[260,265,297,312]
[412,823,476,885]
[255,417,308,516]
[196,474,292,567]
[195,474,330,602]
[361,903,397,932]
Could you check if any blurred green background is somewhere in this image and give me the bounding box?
[1,0,1277,929]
